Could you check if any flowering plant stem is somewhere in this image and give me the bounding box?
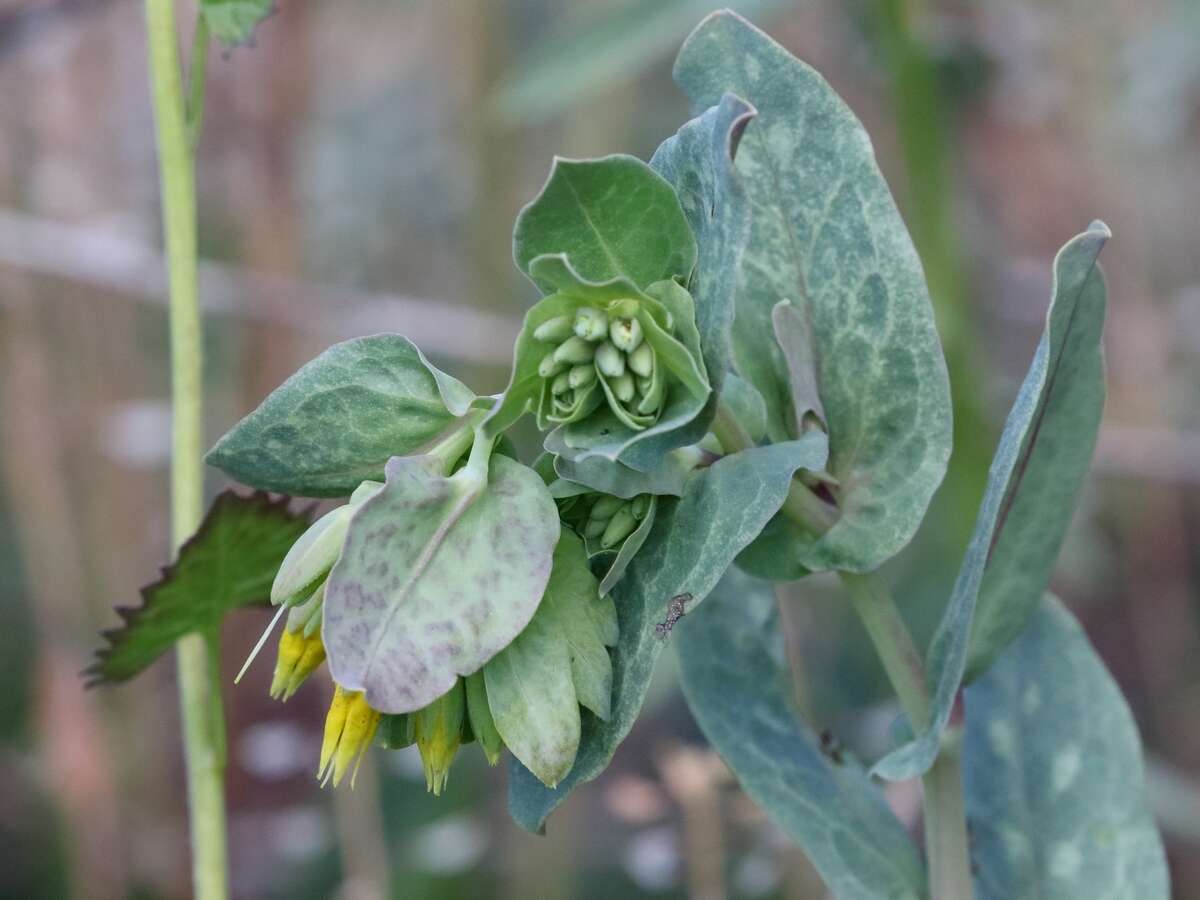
[144,0,228,896]
[714,398,973,900]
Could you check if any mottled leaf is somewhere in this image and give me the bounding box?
[207,335,476,498]
[773,299,827,433]
[678,569,926,900]
[964,597,1168,899]
[508,434,829,831]
[514,155,697,290]
[87,492,312,684]
[674,11,952,572]
[485,532,616,785]
[324,452,559,714]
[873,223,1110,781]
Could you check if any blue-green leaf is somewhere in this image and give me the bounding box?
[507,434,829,832]
[200,0,272,47]
[873,222,1110,782]
[673,11,952,572]
[514,155,697,291]
[207,335,475,498]
[964,597,1168,899]
[678,569,926,900]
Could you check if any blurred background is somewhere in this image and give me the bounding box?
[2,0,1199,897]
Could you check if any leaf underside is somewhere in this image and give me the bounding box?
[86,491,313,685]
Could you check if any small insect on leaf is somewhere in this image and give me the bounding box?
[655,592,693,639]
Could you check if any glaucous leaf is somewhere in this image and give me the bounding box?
[323,452,559,714]
[485,532,617,785]
[873,223,1110,782]
[207,335,476,498]
[678,569,926,900]
[87,492,312,684]
[514,155,697,290]
[508,434,828,831]
[773,299,827,434]
[964,597,1169,899]
[552,451,697,499]
[674,11,953,572]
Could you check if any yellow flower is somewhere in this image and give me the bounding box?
[414,680,466,796]
[318,686,382,788]
[269,628,326,701]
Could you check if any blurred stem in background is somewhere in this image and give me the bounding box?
[873,0,992,540]
[143,0,228,897]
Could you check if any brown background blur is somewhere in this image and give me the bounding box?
[1,0,1198,898]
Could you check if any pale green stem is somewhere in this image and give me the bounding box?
[923,722,973,900]
[145,0,228,896]
[186,15,210,150]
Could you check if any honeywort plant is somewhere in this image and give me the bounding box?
[91,7,1169,900]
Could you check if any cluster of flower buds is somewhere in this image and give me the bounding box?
[534,304,663,429]
[577,493,652,550]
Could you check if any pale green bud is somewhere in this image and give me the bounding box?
[573,307,609,342]
[630,494,650,520]
[590,495,624,520]
[551,372,572,395]
[636,374,654,395]
[628,342,655,378]
[609,317,643,353]
[611,373,636,404]
[568,364,596,389]
[271,505,353,607]
[465,672,503,766]
[533,315,574,343]
[554,336,596,365]
[414,681,467,796]
[595,342,625,378]
[539,354,568,378]
[601,505,638,548]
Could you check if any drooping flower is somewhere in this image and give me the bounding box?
[318,686,383,788]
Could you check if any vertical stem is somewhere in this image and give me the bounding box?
[144,1,228,897]
[923,721,972,900]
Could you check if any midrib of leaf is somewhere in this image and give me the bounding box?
[985,253,1102,564]
[360,472,483,684]
[561,174,626,279]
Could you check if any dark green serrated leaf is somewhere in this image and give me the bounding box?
[514,155,697,291]
[86,492,312,684]
[200,0,273,46]
[508,434,828,832]
[964,596,1168,899]
[873,222,1110,782]
[207,334,475,498]
[674,11,952,572]
[677,569,926,900]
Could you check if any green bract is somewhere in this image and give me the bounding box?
[487,256,710,463]
[323,437,560,714]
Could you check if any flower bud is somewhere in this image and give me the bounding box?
[609,317,643,353]
[539,354,568,379]
[573,306,609,342]
[414,680,467,796]
[583,516,609,540]
[611,373,636,404]
[595,342,625,378]
[636,374,654,395]
[551,372,572,395]
[465,672,503,766]
[533,315,574,343]
[601,504,638,549]
[590,495,624,520]
[271,505,353,607]
[554,336,596,365]
[270,628,326,701]
[631,494,651,520]
[628,342,655,378]
[568,364,596,390]
[318,686,382,788]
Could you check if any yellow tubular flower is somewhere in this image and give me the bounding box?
[413,680,466,796]
[269,628,327,701]
[318,686,382,788]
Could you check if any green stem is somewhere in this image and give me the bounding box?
[186,15,211,151]
[145,0,227,897]
[923,721,973,900]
